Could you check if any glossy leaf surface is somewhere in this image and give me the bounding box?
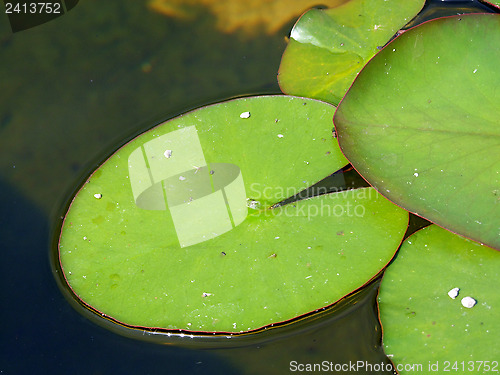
[278,0,425,105]
[379,225,500,373]
[335,14,500,249]
[58,95,408,334]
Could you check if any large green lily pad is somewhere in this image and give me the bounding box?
[334,14,500,250]
[379,225,500,374]
[278,0,425,105]
[58,95,408,334]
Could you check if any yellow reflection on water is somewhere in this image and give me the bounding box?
[148,0,349,36]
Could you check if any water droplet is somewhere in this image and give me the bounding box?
[448,287,460,299]
[246,199,261,210]
[461,296,477,308]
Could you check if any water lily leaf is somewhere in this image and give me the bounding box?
[379,225,500,373]
[278,0,425,105]
[57,95,408,335]
[334,14,500,250]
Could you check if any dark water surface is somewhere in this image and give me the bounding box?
[1,1,497,374]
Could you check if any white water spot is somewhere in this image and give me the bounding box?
[240,111,251,119]
[164,149,172,158]
[448,287,460,299]
[414,172,419,177]
[277,134,284,138]
[246,199,261,210]
[94,193,102,199]
[481,302,492,310]
[274,236,280,239]
[461,296,477,308]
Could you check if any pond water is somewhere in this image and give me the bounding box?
[1,1,497,374]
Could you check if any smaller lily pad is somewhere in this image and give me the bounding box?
[379,225,500,374]
[278,0,425,105]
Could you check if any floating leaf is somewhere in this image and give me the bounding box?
[379,225,500,374]
[334,14,500,249]
[278,0,425,105]
[57,95,408,335]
